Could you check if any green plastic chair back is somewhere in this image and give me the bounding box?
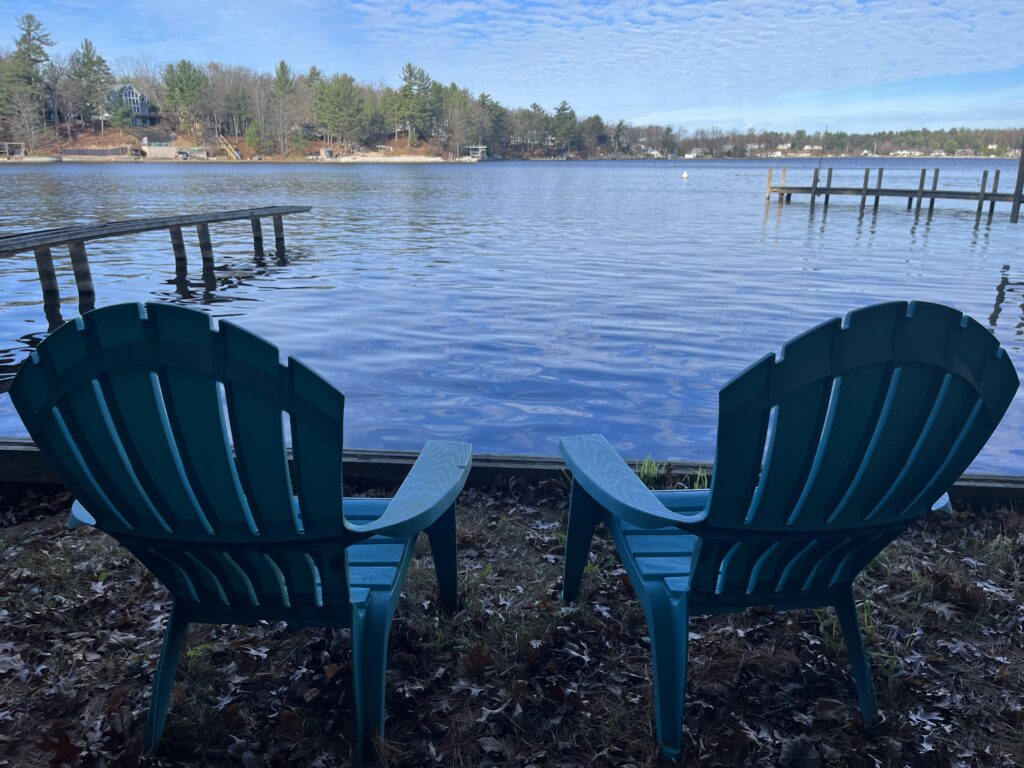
[695,300,1018,603]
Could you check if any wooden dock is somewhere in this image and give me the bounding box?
[765,150,1024,225]
[0,205,311,323]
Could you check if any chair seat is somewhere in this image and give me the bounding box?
[345,498,414,593]
[607,514,698,594]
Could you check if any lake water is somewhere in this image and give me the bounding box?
[2,158,1023,474]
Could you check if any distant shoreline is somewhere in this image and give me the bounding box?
[1,154,1017,165]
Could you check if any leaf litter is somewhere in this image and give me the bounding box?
[0,479,1021,766]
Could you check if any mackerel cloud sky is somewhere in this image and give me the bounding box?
[4,0,1023,130]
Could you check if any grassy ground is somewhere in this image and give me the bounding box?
[0,479,1021,767]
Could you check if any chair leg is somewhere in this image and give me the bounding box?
[562,480,604,602]
[351,590,395,763]
[425,503,459,614]
[835,585,878,724]
[143,603,189,753]
[645,583,690,760]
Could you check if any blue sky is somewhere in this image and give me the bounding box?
[3,0,1023,131]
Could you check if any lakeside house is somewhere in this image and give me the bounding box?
[107,83,160,127]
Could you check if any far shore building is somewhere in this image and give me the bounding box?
[107,83,161,127]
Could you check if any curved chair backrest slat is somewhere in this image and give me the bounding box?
[10,303,348,616]
[694,301,1019,600]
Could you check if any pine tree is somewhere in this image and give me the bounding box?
[69,40,112,134]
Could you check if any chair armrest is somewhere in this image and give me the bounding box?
[345,441,472,538]
[560,434,708,529]
[67,500,96,530]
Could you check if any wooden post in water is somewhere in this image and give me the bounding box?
[765,168,773,200]
[251,216,265,257]
[873,167,884,212]
[197,223,214,269]
[32,246,59,303]
[68,240,95,312]
[858,169,870,217]
[274,214,286,256]
[975,170,989,227]
[169,226,187,272]
[1011,146,1024,224]
[928,169,940,217]
[914,169,927,215]
[823,168,833,208]
[988,169,1001,223]
[809,167,819,209]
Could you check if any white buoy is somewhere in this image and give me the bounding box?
[681,171,689,180]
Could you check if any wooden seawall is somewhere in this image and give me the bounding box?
[0,436,1020,506]
[765,151,1024,225]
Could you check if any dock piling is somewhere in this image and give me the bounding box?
[975,171,989,227]
[809,167,819,209]
[858,169,870,217]
[196,223,214,268]
[169,226,187,271]
[68,241,95,313]
[873,168,884,212]
[914,169,927,215]
[251,216,265,257]
[273,214,286,255]
[32,247,59,305]
[928,169,940,217]
[989,170,1001,223]
[824,168,833,208]
[1011,147,1024,224]
[765,168,773,200]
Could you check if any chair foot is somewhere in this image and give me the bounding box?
[143,603,189,753]
[562,480,603,602]
[835,586,878,724]
[425,503,459,614]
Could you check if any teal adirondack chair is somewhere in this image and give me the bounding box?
[559,301,1019,759]
[9,302,472,755]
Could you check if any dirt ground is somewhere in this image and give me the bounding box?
[0,479,1021,767]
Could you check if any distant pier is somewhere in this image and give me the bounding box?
[765,150,1024,225]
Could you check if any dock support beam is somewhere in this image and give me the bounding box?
[68,241,95,313]
[33,247,59,304]
[169,226,187,272]
[914,169,926,215]
[196,223,214,268]
[858,168,870,217]
[1011,146,1024,224]
[273,214,286,255]
[975,170,989,227]
[928,169,940,218]
[251,216,265,257]
[989,170,1001,224]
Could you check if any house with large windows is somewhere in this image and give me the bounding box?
[108,83,160,127]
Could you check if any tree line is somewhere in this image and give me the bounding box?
[1,14,1021,159]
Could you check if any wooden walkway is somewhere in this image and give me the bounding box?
[765,151,1024,225]
[0,205,311,321]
